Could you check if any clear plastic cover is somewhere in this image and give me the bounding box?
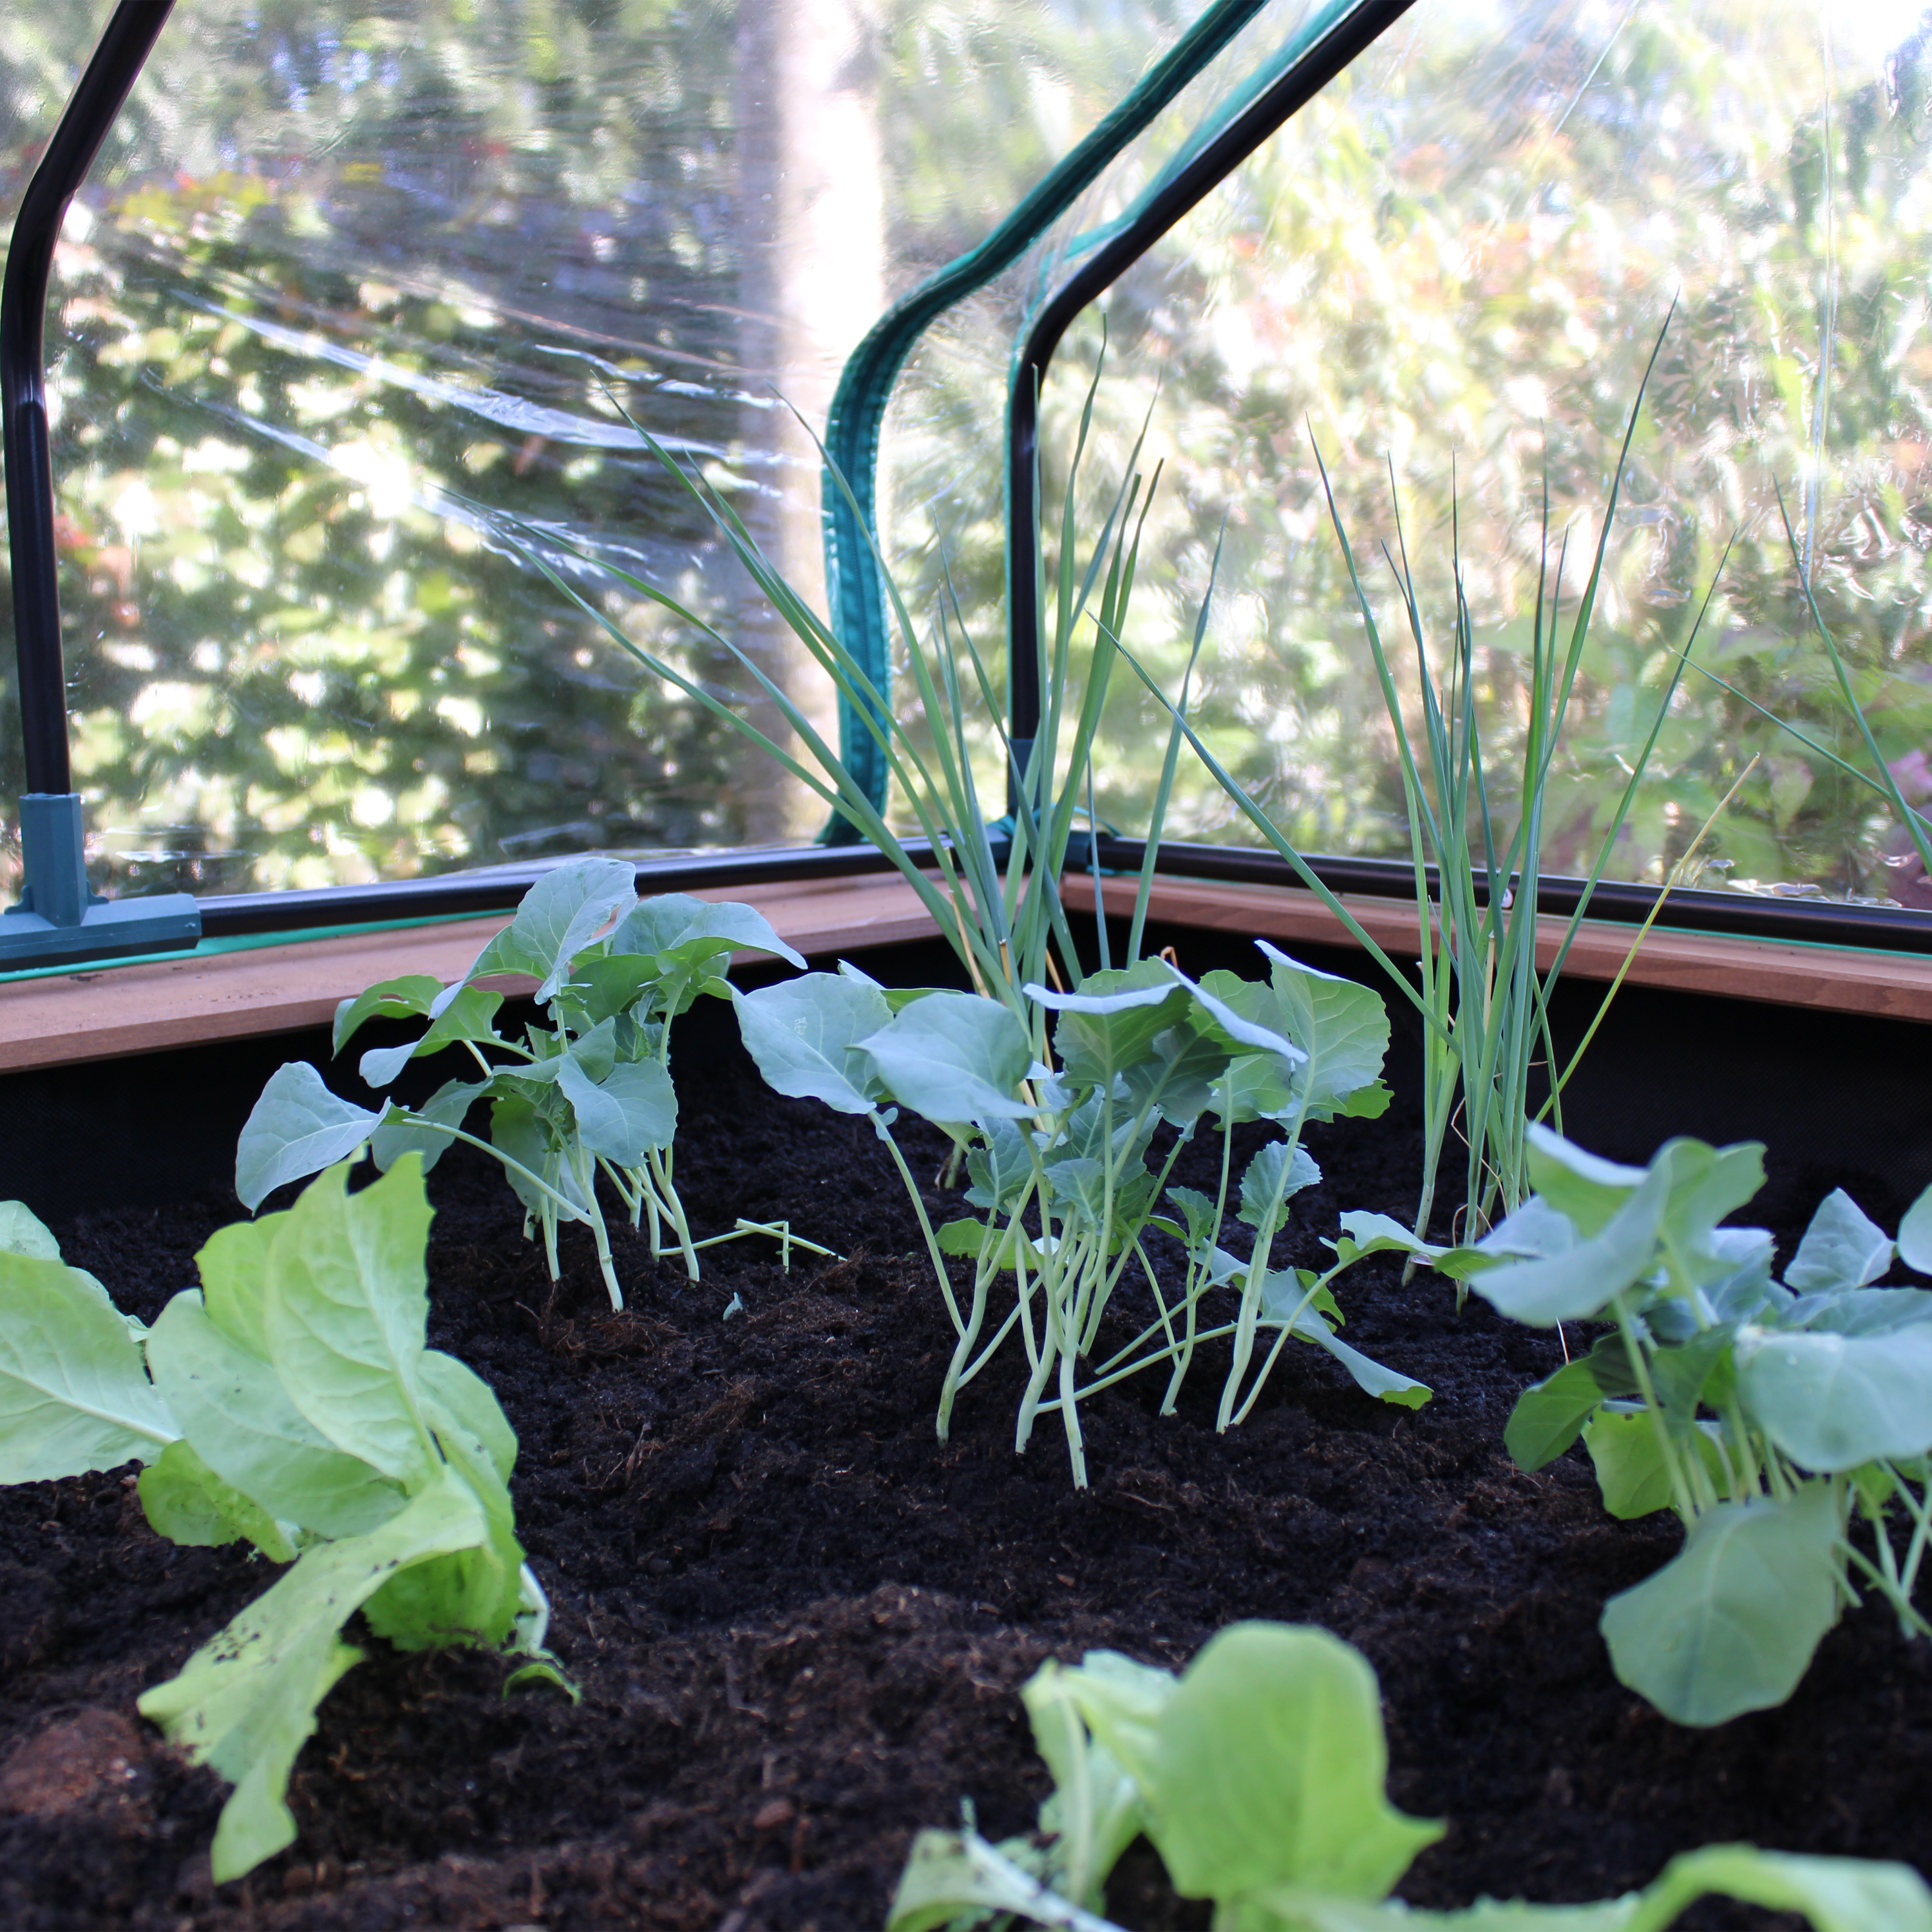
[0,0,1253,900]
[990,0,1932,909]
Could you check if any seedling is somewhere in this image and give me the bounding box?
[0,1162,562,1884]
[737,943,1432,1488]
[236,858,809,1309]
[887,1620,1932,1932]
[1448,1124,1932,1726]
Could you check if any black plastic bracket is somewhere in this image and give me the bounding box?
[1,0,198,967]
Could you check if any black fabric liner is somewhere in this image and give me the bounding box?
[2,916,1925,1232]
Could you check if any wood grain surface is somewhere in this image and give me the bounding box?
[0,872,940,1074]
[5,865,1927,1075]
[1072,874,1932,1024]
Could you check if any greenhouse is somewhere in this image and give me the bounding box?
[3,0,1931,1924]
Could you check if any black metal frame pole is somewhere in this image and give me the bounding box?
[3,0,179,797]
[1006,0,1417,784]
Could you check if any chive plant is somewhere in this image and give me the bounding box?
[507,361,1192,1048]
[1118,321,1730,1247]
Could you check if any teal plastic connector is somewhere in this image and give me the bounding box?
[0,792,200,969]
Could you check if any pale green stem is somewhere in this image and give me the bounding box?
[1218,1094,1311,1432]
[1613,1297,1697,1524]
[873,1112,964,1336]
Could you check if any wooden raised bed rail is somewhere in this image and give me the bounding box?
[1,866,1927,1075]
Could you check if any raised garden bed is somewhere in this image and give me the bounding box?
[2,914,1930,1932]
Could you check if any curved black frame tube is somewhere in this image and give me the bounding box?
[1006,0,1419,755]
[3,0,178,797]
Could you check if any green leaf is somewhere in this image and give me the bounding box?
[1331,1211,1488,1280]
[1785,1188,1894,1294]
[1736,1322,1932,1471]
[1522,1126,1649,1236]
[733,973,891,1115]
[1045,1649,1178,1799]
[1584,1410,1733,1519]
[1254,942,1392,1121]
[937,1220,1051,1280]
[1208,1050,1297,1125]
[0,1202,61,1262]
[886,1829,1110,1932]
[1238,1142,1321,1229]
[1504,1358,1605,1471]
[1899,1182,1932,1275]
[505,1658,581,1702]
[1258,1845,1932,1931]
[261,1160,438,1487]
[1166,964,1307,1075]
[419,1352,516,1483]
[605,891,712,956]
[194,1216,281,1359]
[372,1079,490,1175]
[1021,1656,1151,1911]
[1030,960,1192,1090]
[138,1439,296,1562]
[1799,1287,1932,1336]
[1294,1316,1432,1410]
[861,992,1034,1122]
[1652,1139,1767,1278]
[489,1095,590,1223]
[0,1251,178,1482]
[1479,1196,1580,1260]
[966,1119,1034,1214]
[556,1054,677,1163]
[358,985,503,1090]
[236,1063,381,1212]
[368,1378,526,1651]
[507,857,639,1001]
[1333,1079,1392,1121]
[1649,1844,1932,1932]
[145,1289,406,1539]
[649,896,806,971]
[1249,1893,1639,1931]
[138,1466,489,1883]
[1122,1019,1236,1126]
[331,975,440,1056]
[1471,1162,1670,1326]
[1146,1622,1443,1903]
[1163,1186,1222,1251]
[1600,1483,1841,1725]
[554,952,659,1028]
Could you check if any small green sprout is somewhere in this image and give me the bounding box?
[1448,1125,1932,1727]
[888,1621,1932,1932]
[236,858,806,1308]
[0,1162,561,1884]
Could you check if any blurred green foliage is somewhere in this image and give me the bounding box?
[878,0,1932,906]
[4,0,1931,908]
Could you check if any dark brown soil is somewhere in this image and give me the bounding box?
[4,1035,1930,1932]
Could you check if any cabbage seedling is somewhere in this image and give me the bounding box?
[887,1620,1932,1932]
[0,1162,562,1884]
[236,858,806,1308]
[736,943,1431,1488]
[1446,1124,1932,1727]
